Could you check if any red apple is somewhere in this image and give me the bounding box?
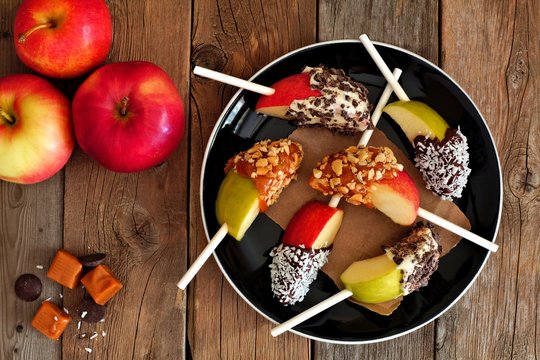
[0,74,73,184]
[14,0,112,78]
[282,201,344,250]
[72,61,184,173]
[255,73,321,118]
[370,171,420,226]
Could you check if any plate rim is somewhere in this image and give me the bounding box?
[197,39,503,344]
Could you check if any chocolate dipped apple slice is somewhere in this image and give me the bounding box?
[269,201,343,306]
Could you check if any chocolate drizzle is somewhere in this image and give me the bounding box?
[414,128,472,200]
[286,66,372,135]
[384,223,441,295]
[269,244,330,306]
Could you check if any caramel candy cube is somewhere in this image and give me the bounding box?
[47,249,83,289]
[31,301,71,340]
[81,265,123,305]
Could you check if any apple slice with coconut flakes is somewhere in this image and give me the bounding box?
[269,201,344,306]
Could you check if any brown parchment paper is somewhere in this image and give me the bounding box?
[266,127,471,314]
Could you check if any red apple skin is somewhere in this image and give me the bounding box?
[282,201,343,249]
[14,0,112,78]
[0,74,73,184]
[255,73,321,117]
[72,61,185,173]
[376,171,420,210]
[370,171,420,226]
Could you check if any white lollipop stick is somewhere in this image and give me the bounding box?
[359,34,410,102]
[177,223,229,290]
[193,66,275,96]
[417,208,498,252]
[271,289,352,337]
[328,68,403,209]
[358,68,403,147]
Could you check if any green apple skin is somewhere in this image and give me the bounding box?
[383,100,450,143]
[340,254,403,303]
[215,170,260,240]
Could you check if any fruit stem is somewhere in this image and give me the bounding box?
[120,97,129,116]
[18,22,54,44]
[0,107,15,125]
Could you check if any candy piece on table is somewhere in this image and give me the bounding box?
[269,201,343,305]
[216,138,303,240]
[77,296,106,323]
[255,66,373,135]
[78,253,107,268]
[81,264,123,305]
[47,249,83,289]
[341,224,441,303]
[31,301,72,340]
[15,273,42,302]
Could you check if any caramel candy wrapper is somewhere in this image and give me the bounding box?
[266,128,470,315]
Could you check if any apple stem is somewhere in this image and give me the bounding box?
[120,97,129,116]
[0,107,15,125]
[18,22,55,44]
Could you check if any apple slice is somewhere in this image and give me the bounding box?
[383,100,450,143]
[281,201,344,250]
[370,171,419,226]
[255,73,321,119]
[340,253,403,304]
[215,170,260,240]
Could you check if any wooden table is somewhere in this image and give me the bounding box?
[1,0,538,358]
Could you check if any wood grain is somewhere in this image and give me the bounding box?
[318,0,439,62]
[439,0,540,358]
[315,0,439,358]
[60,0,191,359]
[0,2,63,359]
[188,0,316,358]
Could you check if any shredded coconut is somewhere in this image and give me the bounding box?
[269,244,330,306]
[414,128,471,200]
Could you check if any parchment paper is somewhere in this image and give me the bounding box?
[266,127,471,314]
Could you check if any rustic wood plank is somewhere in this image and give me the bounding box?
[318,0,439,62]
[315,0,439,357]
[0,2,62,359]
[61,0,191,358]
[188,0,316,358]
[438,0,539,358]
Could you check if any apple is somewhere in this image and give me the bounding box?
[14,0,112,78]
[370,170,419,226]
[255,73,321,118]
[340,253,403,304]
[383,100,450,143]
[215,170,260,240]
[72,61,184,172]
[281,201,343,249]
[0,74,73,184]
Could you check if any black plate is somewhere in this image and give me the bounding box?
[200,40,502,343]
